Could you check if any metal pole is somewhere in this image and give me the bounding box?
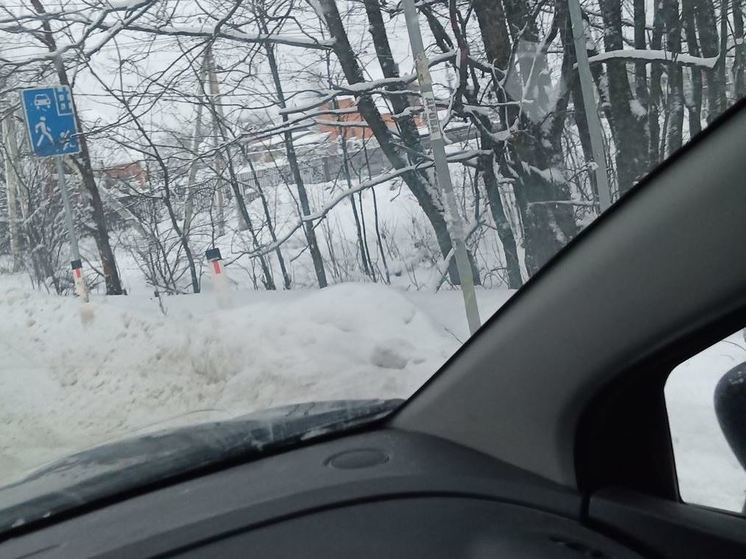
[567,0,612,211]
[2,113,21,270]
[206,47,227,236]
[183,53,208,235]
[56,156,79,260]
[401,0,481,335]
[56,155,88,301]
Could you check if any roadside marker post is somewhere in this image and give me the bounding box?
[205,248,224,277]
[20,85,89,302]
[70,259,86,299]
[206,248,232,308]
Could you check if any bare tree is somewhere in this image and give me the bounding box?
[2,0,743,294]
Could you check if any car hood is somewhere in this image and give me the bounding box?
[0,399,401,535]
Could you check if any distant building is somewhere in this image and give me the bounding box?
[98,161,148,190]
[314,96,426,142]
[243,96,427,165]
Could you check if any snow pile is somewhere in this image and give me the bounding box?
[0,281,459,484]
[1,275,744,515]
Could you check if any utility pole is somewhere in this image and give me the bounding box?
[2,111,21,271]
[183,53,209,235]
[206,47,228,235]
[401,0,481,335]
[567,0,612,211]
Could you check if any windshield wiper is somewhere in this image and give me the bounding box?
[0,399,401,537]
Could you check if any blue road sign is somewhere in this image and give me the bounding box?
[20,85,82,158]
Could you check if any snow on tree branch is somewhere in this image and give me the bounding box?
[584,49,719,69]
[279,50,456,115]
[111,23,335,50]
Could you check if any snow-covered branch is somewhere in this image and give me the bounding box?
[109,23,335,50]
[279,50,456,116]
[0,0,156,68]
[584,49,719,69]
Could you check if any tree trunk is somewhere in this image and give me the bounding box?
[471,0,578,275]
[362,0,465,282]
[420,0,522,287]
[246,158,292,289]
[30,0,124,295]
[162,191,201,294]
[364,143,391,284]
[693,0,727,120]
[663,0,685,154]
[735,0,746,96]
[362,0,426,165]
[357,190,376,281]
[599,0,650,193]
[718,0,729,109]
[339,135,373,278]
[649,2,666,165]
[683,0,704,136]
[262,39,328,288]
[221,154,276,290]
[321,0,477,285]
[634,0,650,107]
[479,152,522,288]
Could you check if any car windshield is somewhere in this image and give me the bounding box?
[0,0,744,512]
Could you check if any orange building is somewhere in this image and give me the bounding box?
[314,96,425,141]
[99,161,148,189]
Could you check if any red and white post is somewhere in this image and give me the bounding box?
[71,259,89,302]
[205,248,231,308]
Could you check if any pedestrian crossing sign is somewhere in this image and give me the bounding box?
[20,85,82,158]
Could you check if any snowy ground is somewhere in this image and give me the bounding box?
[0,274,508,483]
[0,273,744,514]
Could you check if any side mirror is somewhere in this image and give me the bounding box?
[714,362,746,513]
[714,362,746,468]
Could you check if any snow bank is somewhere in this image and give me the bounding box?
[1,276,744,515]
[0,281,458,484]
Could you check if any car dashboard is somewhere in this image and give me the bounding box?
[0,429,643,558]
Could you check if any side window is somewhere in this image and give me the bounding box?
[665,328,746,514]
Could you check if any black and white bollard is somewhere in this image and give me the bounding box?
[205,248,231,308]
[205,248,224,278]
[71,259,89,302]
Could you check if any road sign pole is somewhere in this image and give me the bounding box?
[20,84,87,300]
[56,155,88,302]
[401,0,481,335]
